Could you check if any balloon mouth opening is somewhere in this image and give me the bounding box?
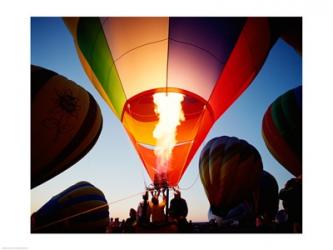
[121,88,212,187]
[138,140,193,149]
[121,88,208,122]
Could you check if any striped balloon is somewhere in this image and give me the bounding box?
[31,181,109,233]
[199,136,263,217]
[64,17,275,187]
[31,65,103,188]
[262,86,302,176]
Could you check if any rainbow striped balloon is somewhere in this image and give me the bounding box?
[64,17,275,187]
[262,86,302,177]
[199,136,263,216]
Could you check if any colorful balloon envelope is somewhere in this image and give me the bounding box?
[262,86,302,176]
[64,17,275,187]
[31,65,103,188]
[31,181,109,233]
[199,136,263,216]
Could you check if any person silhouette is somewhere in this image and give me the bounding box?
[137,191,151,226]
[124,208,137,233]
[149,189,167,226]
[169,190,190,232]
[169,190,188,221]
[279,176,302,233]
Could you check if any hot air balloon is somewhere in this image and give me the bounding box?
[279,176,302,225]
[64,17,275,188]
[199,136,263,217]
[31,181,109,233]
[262,85,302,176]
[31,65,103,188]
[257,170,279,222]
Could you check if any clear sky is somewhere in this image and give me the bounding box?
[31,17,302,222]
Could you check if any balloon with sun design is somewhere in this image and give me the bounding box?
[31,65,103,188]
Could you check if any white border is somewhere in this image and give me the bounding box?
[1,0,332,249]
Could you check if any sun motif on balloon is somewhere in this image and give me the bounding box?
[42,88,81,142]
[31,65,103,188]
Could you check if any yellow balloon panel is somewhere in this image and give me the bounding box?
[115,41,168,99]
[101,17,169,60]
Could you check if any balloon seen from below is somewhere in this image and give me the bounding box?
[199,136,263,217]
[31,181,109,233]
[64,17,275,187]
[257,170,279,221]
[31,65,103,188]
[262,86,302,176]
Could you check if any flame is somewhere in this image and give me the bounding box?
[153,92,185,176]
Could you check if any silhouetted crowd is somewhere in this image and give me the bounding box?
[106,189,191,233]
[106,176,302,233]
